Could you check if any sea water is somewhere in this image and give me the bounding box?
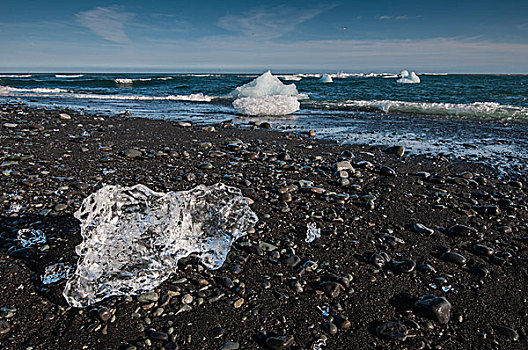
[1,72,527,174]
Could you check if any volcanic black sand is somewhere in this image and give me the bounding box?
[0,102,526,349]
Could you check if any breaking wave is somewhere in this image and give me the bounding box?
[308,99,528,119]
[55,74,84,78]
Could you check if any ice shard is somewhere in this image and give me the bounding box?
[63,183,258,308]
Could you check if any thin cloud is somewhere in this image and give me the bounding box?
[217,4,335,40]
[76,6,134,43]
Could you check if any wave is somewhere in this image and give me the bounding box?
[308,99,528,119]
[0,86,70,94]
[55,74,84,78]
[0,86,214,102]
[0,74,32,78]
[115,77,173,84]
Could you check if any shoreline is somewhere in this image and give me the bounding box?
[0,102,527,349]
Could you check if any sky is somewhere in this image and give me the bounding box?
[1,0,528,73]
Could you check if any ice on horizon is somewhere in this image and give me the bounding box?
[318,74,333,83]
[63,183,258,307]
[231,71,301,116]
[397,70,420,84]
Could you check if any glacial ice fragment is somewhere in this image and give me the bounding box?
[230,70,299,98]
[42,263,73,285]
[232,96,300,116]
[231,71,302,116]
[397,70,420,84]
[63,183,258,308]
[318,74,333,83]
[305,222,321,243]
[17,229,46,247]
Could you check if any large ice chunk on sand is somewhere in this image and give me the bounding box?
[230,70,299,98]
[231,71,301,115]
[232,96,300,116]
[63,183,258,308]
[397,70,420,84]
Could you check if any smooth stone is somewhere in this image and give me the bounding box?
[376,321,408,341]
[380,166,397,176]
[218,342,240,350]
[385,145,405,157]
[323,321,338,335]
[208,327,226,339]
[441,251,467,266]
[335,161,354,172]
[370,253,386,268]
[493,325,519,341]
[414,295,452,324]
[198,162,213,170]
[59,113,71,120]
[0,320,10,334]
[265,335,295,350]
[333,315,351,329]
[138,292,159,303]
[149,330,169,341]
[470,266,489,278]
[413,223,434,235]
[98,307,112,322]
[447,224,477,237]
[471,244,495,256]
[391,260,416,273]
[281,255,301,268]
[124,149,143,159]
[321,282,342,298]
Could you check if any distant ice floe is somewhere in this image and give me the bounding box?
[114,77,173,84]
[0,74,32,78]
[318,74,333,83]
[278,75,303,81]
[230,70,302,116]
[397,70,421,84]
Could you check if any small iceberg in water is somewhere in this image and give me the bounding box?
[397,70,420,84]
[230,70,301,116]
[318,74,333,83]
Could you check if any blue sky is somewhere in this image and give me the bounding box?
[1,0,527,72]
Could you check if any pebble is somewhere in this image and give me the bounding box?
[281,255,301,268]
[441,251,467,266]
[265,335,295,349]
[198,162,213,170]
[59,113,71,120]
[218,342,240,350]
[323,321,338,335]
[335,161,354,172]
[471,244,495,256]
[391,259,416,273]
[380,166,397,176]
[98,307,112,322]
[413,223,434,235]
[148,330,169,341]
[414,295,452,324]
[321,282,342,298]
[376,321,408,341]
[385,145,405,157]
[124,149,143,159]
[138,292,159,303]
[447,224,477,237]
[333,315,351,329]
[493,325,519,341]
[0,320,10,334]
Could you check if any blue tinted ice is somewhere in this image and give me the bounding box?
[63,183,258,308]
[17,229,46,247]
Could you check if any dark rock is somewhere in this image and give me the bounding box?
[391,260,416,273]
[441,251,467,266]
[471,244,495,256]
[0,320,10,334]
[323,321,338,335]
[493,325,519,341]
[470,266,489,278]
[380,166,397,176]
[414,295,452,324]
[209,327,226,339]
[98,307,112,322]
[149,330,169,341]
[265,335,295,350]
[218,342,240,350]
[413,223,434,235]
[164,342,179,350]
[369,253,386,268]
[385,145,405,157]
[321,282,342,298]
[281,254,301,268]
[124,149,142,159]
[333,315,351,329]
[447,224,477,237]
[376,321,408,341]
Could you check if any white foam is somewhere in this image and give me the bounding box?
[230,70,299,98]
[397,70,420,84]
[0,86,70,95]
[333,99,528,119]
[278,75,302,81]
[0,74,32,78]
[55,74,84,78]
[232,96,300,116]
[318,74,333,83]
[115,78,133,84]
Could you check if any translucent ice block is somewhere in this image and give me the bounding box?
[63,183,258,307]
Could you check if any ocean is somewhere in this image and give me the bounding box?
[1,72,527,174]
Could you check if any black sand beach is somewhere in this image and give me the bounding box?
[0,102,527,349]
